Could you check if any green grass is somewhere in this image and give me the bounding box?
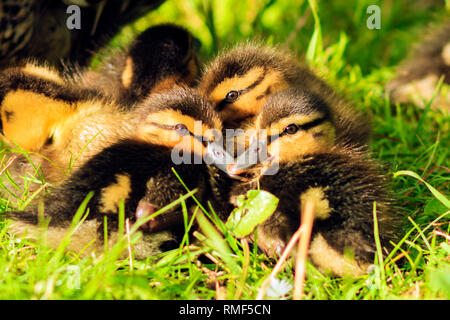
[0,0,449,300]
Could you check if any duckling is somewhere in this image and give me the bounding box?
[1,29,200,194]
[0,62,119,151]
[5,87,225,258]
[198,44,370,148]
[74,24,201,106]
[386,21,450,110]
[0,62,139,195]
[224,88,399,277]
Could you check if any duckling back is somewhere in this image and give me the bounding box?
[74,24,201,107]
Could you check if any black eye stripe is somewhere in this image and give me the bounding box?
[297,116,327,131]
[277,116,328,137]
[147,121,209,146]
[148,121,190,135]
[216,67,267,111]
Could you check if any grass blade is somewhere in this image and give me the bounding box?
[394,170,450,209]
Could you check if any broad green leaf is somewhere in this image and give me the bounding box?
[226,190,279,238]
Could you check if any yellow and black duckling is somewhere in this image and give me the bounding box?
[0,23,201,196]
[1,23,201,174]
[0,63,138,202]
[0,62,117,151]
[75,24,200,106]
[225,88,399,277]
[5,87,225,258]
[386,21,450,110]
[0,63,138,186]
[198,44,370,148]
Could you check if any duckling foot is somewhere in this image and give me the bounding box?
[135,199,182,232]
[249,221,294,258]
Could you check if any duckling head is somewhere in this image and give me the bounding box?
[121,24,200,100]
[198,44,303,127]
[134,86,223,161]
[0,63,100,151]
[227,88,336,176]
[132,87,230,231]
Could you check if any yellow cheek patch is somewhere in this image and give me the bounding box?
[135,108,219,155]
[308,233,370,277]
[175,135,207,158]
[121,57,134,88]
[300,187,332,220]
[137,127,207,158]
[228,70,289,117]
[21,64,64,85]
[136,125,180,148]
[99,174,132,214]
[1,90,75,151]
[267,122,335,162]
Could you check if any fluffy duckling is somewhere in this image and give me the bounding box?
[386,21,450,110]
[0,62,141,201]
[74,24,200,106]
[5,87,224,258]
[225,88,399,277]
[1,25,201,195]
[0,62,133,152]
[198,44,370,147]
[0,63,138,186]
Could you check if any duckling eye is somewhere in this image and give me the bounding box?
[174,123,189,136]
[284,124,299,135]
[225,90,240,102]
